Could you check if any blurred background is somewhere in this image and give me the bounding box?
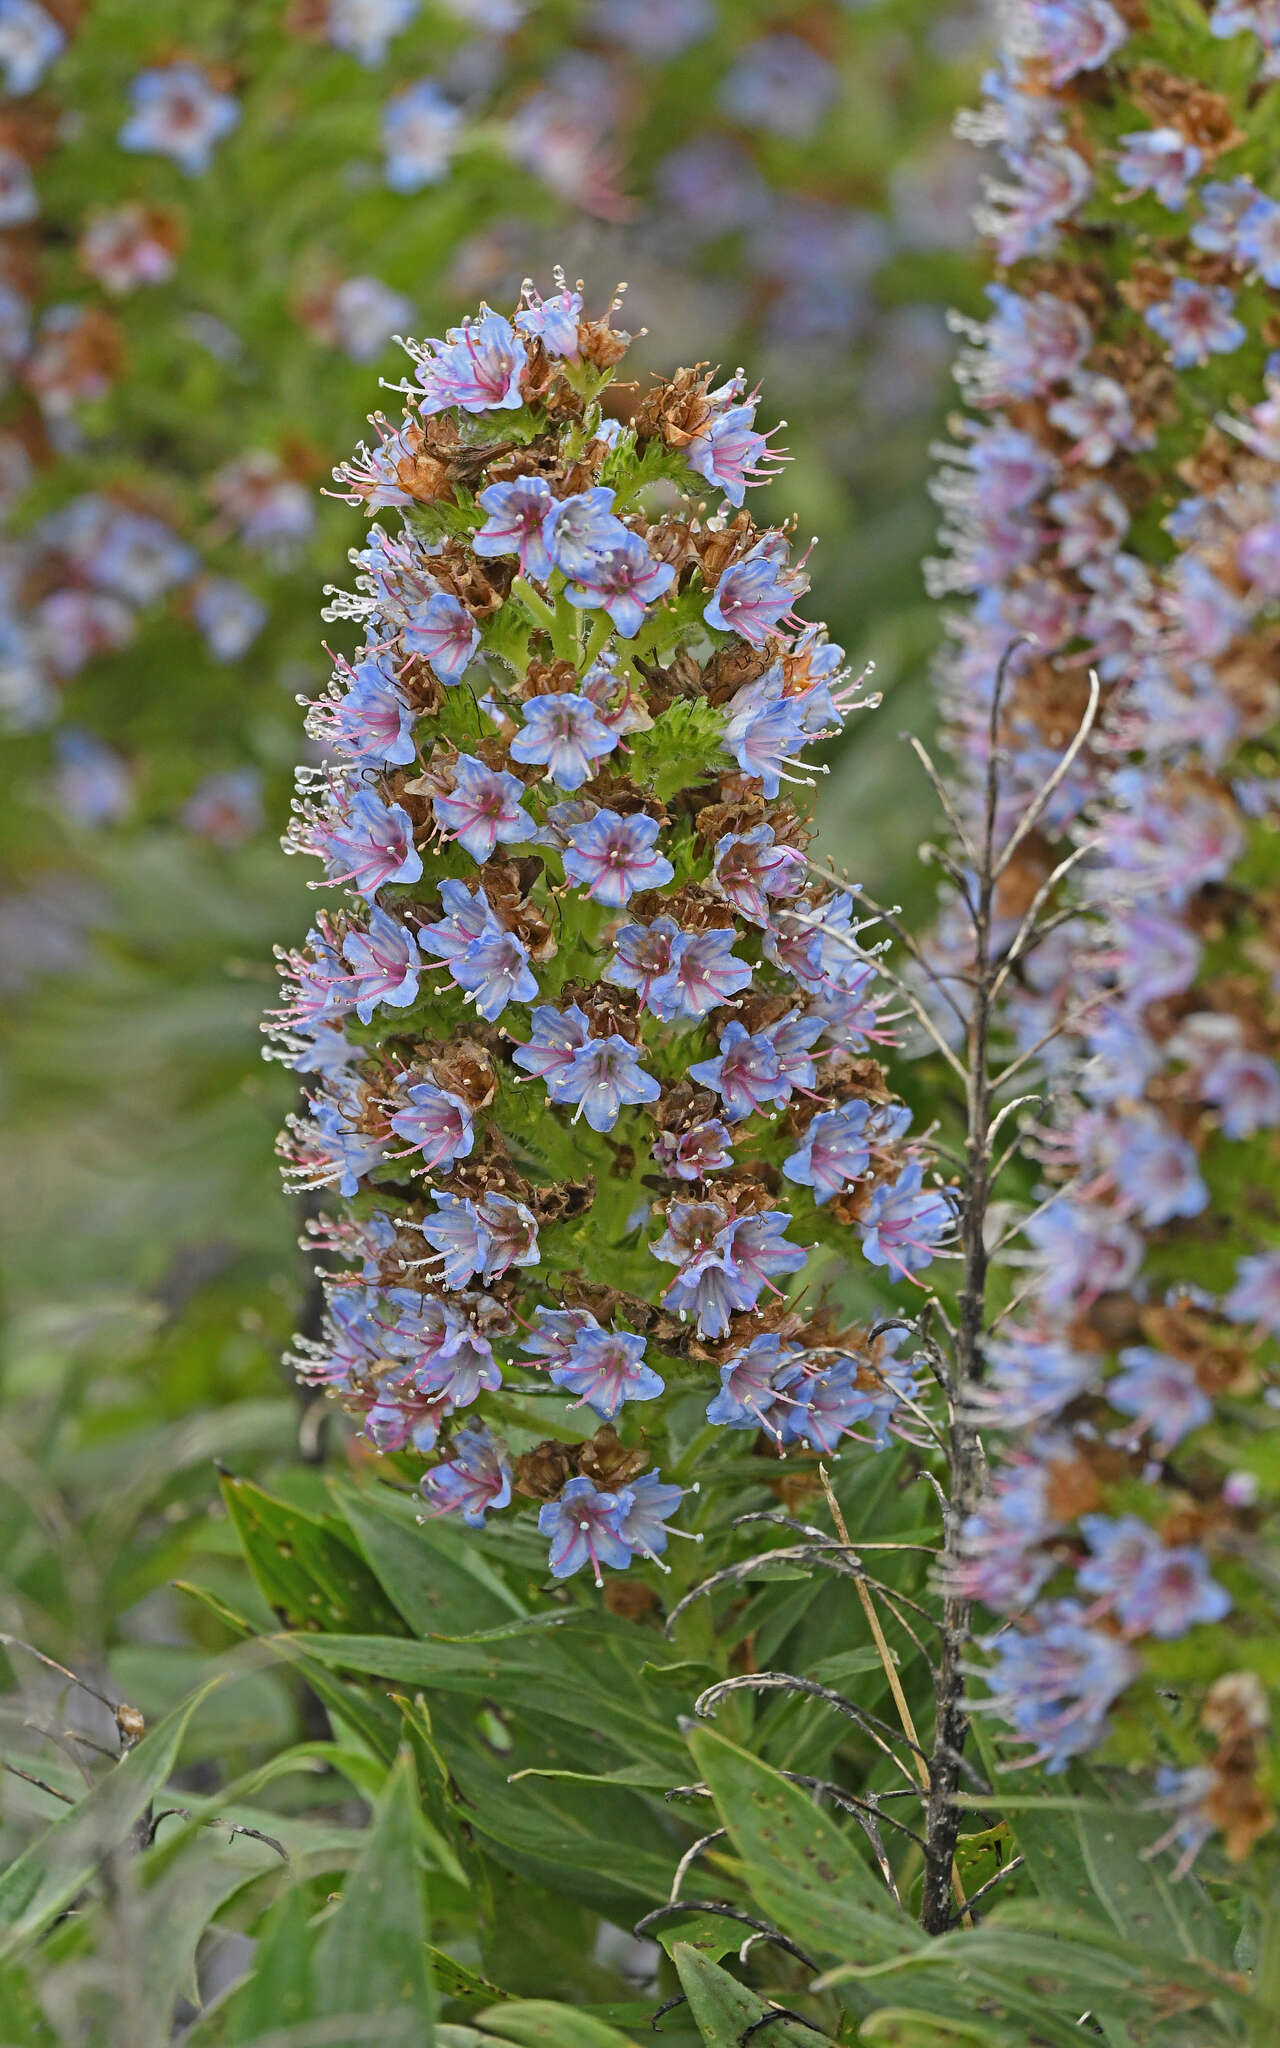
[0,0,985,1839]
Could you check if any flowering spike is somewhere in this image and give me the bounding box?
[267,279,950,1589]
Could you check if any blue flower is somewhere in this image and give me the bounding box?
[473,476,556,579]
[326,0,419,66]
[706,1331,801,1434]
[722,675,812,796]
[1114,129,1201,209]
[402,591,480,685]
[783,1099,874,1203]
[1237,192,1280,287]
[704,534,808,646]
[509,690,619,789]
[562,529,676,637]
[542,487,630,580]
[513,279,583,359]
[414,306,523,412]
[418,878,489,961]
[538,1476,634,1584]
[511,1003,592,1087]
[1145,279,1247,368]
[556,1034,660,1131]
[434,754,532,863]
[341,906,421,1023]
[718,33,837,141]
[647,927,753,1021]
[322,654,417,766]
[382,79,462,193]
[451,919,539,1020]
[119,64,240,174]
[1107,1347,1212,1453]
[562,808,675,905]
[689,1021,788,1121]
[975,1602,1139,1772]
[617,1470,690,1563]
[858,1161,953,1279]
[315,784,423,899]
[549,1325,664,1418]
[387,1081,474,1173]
[1116,1547,1231,1640]
[0,0,64,95]
[419,1193,492,1289]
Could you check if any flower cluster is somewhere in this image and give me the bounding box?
[267,281,953,1585]
[934,0,1279,1841]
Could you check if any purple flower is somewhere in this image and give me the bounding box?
[1047,373,1141,467]
[119,64,239,174]
[712,825,805,922]
[556,1034,661,1132]
[512,1003,592,1087]
[975,1602,1139,1772]
[317,785,423,900]
[434,754,532,863]
[402,591,480,685]
[473,476,556,579]
[979,286,1091,399]
[414,306,523,412]
[783,1099,874,1203]
[549,1325,664,1418]
[562,808,674,905]
[689,1021,788,1122]
[419,1425,512,1527]
[382,79,462,193]
[968,1332,1096,1429]
[647,928,752,1021]
[1107,1347,1212,1453]
[342,907,421,1023]
[1210,0,1280,75]
[704,534,808,647]
[617,1470,689,1564]
[388,1081,474,1173]
[1145,280,1247,368]
[451,920,539,1020]
[538,1476,633,1584]
[1114,129,1202,208]
[509,690,619,789]
[1224,1249,1280,1334]
[654,1206,805,1339]
[858,1161,953,1279]
[562,529,676,638]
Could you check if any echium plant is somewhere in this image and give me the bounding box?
[264,276,955,1589]
[930,0,1280,1866]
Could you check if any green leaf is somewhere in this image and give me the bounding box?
[220,1474,409,1637]
[650,1911,741,1965]
[0,1681,217,1955]
[673,1947,835,2046]
[857,2012,995,2046]
[0,1960,56,2047]
[332,1479,524,1637]
[225,1883,314,2047]
[1073,1780,1234,1971]
[313,1747,434,2042]
[469,2001,642,2047]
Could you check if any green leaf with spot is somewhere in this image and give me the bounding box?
[220,1474,408,1636]
[683,1721,911,1967]
[673,1947,836,2046]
